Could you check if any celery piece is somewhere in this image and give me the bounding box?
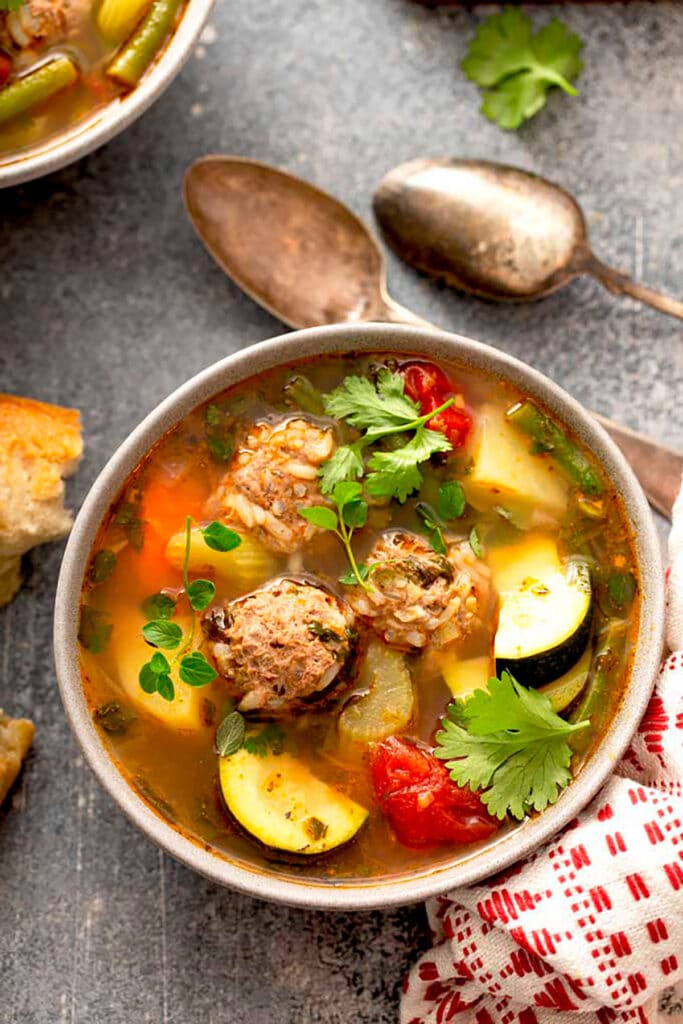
[107,0,183,87]
[506,400,603,496]
[0,56,77,126]
[97,0,152,44]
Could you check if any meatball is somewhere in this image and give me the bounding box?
[1,0,90,58]
[213,417,334,555]
[203,577,357,715]
[345,530,486,651]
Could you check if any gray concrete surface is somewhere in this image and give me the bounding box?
[1,3,682,1022]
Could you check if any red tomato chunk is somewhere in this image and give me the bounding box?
[401,361,472,448]
[370,736,498,849]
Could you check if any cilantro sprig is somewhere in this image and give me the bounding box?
[138,517,240,702]
[319,370,454,503]
[462,8,583,130]
[435,671,589,820]
[299,481,370,588]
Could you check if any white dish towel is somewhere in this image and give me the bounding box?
[402,481,683,1024]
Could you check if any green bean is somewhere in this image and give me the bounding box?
[283,375,326,416]
[569,620,624,754]
[506,401,604,496]
[0,56,77,126]
[107,0,183,87]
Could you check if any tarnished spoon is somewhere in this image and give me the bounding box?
[184,155,432,330]
[373,157,683,320]
[184,156,682,518]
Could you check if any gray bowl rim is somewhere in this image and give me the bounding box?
[0,0,215,189]
[54,322,664,910]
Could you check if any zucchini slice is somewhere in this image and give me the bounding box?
[219,749,368,855]
[440,654,493,702]
[539,646,591,713]
[490,534,592,688]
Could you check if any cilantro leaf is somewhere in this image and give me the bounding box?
[0,0,24,10]
[319,443,364,495]
[462,9,583,130]
[365,427,451,502]
[324,370,419,432]
[435,672,589,820]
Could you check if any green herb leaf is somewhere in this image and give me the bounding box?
[0,0,24,10]
[366,427,451,503]
[339,564,371,586]
[298,505,338,531]
[308,621,344,644]
[244,723,286,758]
[187,579,216,612]
[179,651,218,687]
[142,592,177,621]
[201,521,242,552]
[437,480,466,520]
[324,370,420,433]
[149,651,170,675]
[415,502,447,555]
[434,671,589,820]
[139,661,159,694]
[115,500,145,551]
[156,674,175,702]
[469,525,483,558]
[90,549,117,584]
[215,710,246,757]
[607,571,637,609]
[462,8,583,130]
[319,443,365,495]
[142,619,183,650]
[78,606,112,654]
[204,404,235,463]
[94,702,135,735]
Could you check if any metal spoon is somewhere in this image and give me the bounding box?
[373,157,683,320]
[184,156,682,518]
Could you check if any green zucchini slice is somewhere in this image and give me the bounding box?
[219,749,368,855]
[539,646,591,713]
[490,534,592,688]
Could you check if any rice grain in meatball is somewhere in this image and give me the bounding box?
[346,530,487,651]
[212,417,334,555]
[203,577,357,715]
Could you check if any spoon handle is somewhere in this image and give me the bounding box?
[379,294,439,330]
[592,411,682,519]
[586,255,683,322]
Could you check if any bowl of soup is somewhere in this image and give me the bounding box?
[54,323,664,909]
[0,0,213,187]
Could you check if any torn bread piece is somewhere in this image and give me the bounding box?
[0,393,83,607]
[0,710,35,806]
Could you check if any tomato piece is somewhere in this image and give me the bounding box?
[370,736,498,849]
[0,53,13,88]
[400,361,472,448]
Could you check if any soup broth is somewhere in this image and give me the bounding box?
[0,0,188,161]
[79,352,639,881]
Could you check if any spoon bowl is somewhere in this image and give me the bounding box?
[184,156,430,329]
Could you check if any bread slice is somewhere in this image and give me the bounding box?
[0,709,35,806]
[0,394,83,606]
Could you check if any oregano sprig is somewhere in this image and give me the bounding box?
[138,517,240,701]
[299,481,370,589]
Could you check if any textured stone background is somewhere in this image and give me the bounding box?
[1,3,682,1022]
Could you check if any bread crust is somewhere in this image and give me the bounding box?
[0,394,83,602]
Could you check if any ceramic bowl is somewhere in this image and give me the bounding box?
[54,323,664,909]
[0,0,214,188]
